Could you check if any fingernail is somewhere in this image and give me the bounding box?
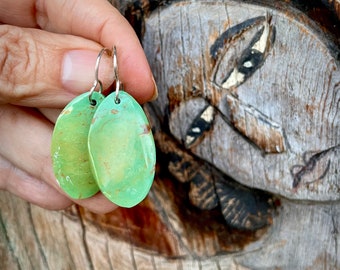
[62,50,113,93]
[150,76,158,101]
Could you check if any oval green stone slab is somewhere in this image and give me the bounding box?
[88,91,156,208]
[51,92,104,199]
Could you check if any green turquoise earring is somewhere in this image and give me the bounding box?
[51,48,109,199]
[51,47,156,207]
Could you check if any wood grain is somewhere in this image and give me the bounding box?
[1,189,339,269]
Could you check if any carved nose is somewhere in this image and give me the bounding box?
[220,94,287,153]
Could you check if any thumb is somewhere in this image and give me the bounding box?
[0,24,149,108]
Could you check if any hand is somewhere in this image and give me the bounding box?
[0,0,157,212]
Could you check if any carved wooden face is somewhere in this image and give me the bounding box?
[143,2,339,203]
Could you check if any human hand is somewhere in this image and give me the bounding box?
[0,0,157,212]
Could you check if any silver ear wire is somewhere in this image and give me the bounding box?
[88,48,112,105]
[113,46,121,104]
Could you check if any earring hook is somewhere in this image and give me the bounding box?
[113,46,121,104]
[88,48,112,105]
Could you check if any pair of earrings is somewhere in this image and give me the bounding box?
[51,47,156,208]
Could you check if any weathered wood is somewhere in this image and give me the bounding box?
[1,0,339,269]
[143,1,339,201]
[1,188,339,269]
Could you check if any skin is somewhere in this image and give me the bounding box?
[0,0,157,213]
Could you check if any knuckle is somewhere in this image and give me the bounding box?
[0,25,38,102]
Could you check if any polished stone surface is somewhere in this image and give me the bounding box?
[88,91,156,207]
[51,92,104,199]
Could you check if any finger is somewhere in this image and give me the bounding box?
[0,104,118,213]
[0,25,115,107]
[0,104,63,191]
[39,108,62,124]
[73,193,118,214]
[0,1,37,27]
[0,0,157,104]
[0,154,73,210]
[40,0,157,103]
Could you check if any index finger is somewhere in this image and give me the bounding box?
[0,0,156,103]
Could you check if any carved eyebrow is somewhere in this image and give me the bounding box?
[184,105,215,149]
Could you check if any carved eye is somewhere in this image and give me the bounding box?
[211,15,275,90]
[169,98,215,150]
[184,105,215,149]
